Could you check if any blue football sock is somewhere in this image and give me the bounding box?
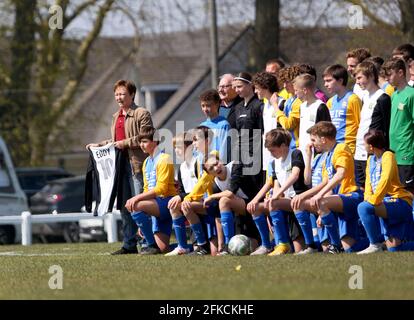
[344,238,370,253]
[220,211,235,245]
[270,210,290,244]
[398,242,414,251]
[131,211,155,246]
[295,211,315,246]
[409,222,414,242]
[407,207,414,241]
[310,213,321,246]
[321,212,341,247]
[253,214,271,248]
[353,237,370,252]
[173,216,188,249]
[357,202,383,244]
[169,242,178,250]
[387,246,400,252]
[190,222,206,246]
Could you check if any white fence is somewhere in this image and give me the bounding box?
[0,211,121,245]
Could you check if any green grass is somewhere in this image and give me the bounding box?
[1,242,414,299]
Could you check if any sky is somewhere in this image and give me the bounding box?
[0,0,398,38]
[64,0,400,38]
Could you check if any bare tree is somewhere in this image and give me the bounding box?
[250,0,280,71]
[344,0,413,42]
[399,0,414,42]
[0,0,116,165]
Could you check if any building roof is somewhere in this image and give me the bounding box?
[137,56,196,87]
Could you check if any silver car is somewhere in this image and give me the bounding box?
[0,137,29,244]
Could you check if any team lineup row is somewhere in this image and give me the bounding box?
[86,44,414,256]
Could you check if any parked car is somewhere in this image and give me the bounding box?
[0,137,29,244]
[16,167,74,206]
[30,176,85,243]
[79,203,123,242]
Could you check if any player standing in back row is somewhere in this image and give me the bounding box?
[353,61,391,187]
[323,64,362,154]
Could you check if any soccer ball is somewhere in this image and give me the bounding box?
[228,234,251,256]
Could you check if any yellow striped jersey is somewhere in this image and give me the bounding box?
[327,92,361,154]
[183,171,214,202]
[279,88,292,100]
[365,151,413,206]
[276,96,302,149]
[381,82,395,97]
[322,143,358,194]
[143,152,176,197]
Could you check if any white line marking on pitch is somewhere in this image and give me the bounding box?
[0,251,113,256]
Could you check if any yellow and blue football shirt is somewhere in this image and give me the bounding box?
[142,151,176,197]
[381,82,395,97]
[278,88,292,100]
[322,143,358,195]
[276,96,301,149]
[183,150,219,202]
[183,171,214,202]
[311,152,326,188]
[365,151,413,206]
[327,91,361,154]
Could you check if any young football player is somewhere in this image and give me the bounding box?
[302,143,328,252]
[199,89,230,163]
[265,58,290,100]
[252,71,284,173]
[165,132,198,256]
[346,48,371,100]
[275,65,303,150]
[357,129,414,253]
[383,58,414,194]
[323,64,362,154]
[294,73,331,159]
[180,127,220,255]
[353,61,391,187]
[247,128,313,255]
[297,63,329,103]
[392,43,414,87]
[366,56,395,97]
[201,153,261,254]
[125,126,176,254]
[291,121,366,253]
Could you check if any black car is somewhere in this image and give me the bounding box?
[16,167,74,206]
[30,176,85,243]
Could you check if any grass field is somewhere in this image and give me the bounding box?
[1,242,414,300]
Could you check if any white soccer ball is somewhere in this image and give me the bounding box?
[228,234,251,256]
